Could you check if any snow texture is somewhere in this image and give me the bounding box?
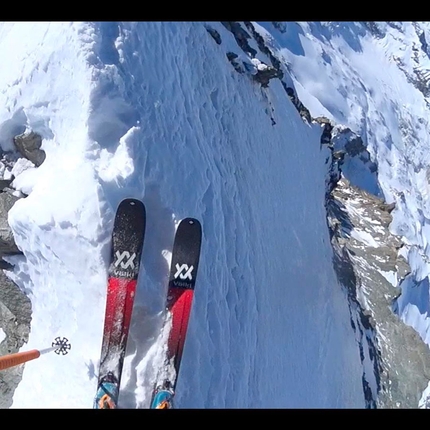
[5,21,430,407]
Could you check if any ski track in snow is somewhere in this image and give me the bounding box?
[0,22,366,408]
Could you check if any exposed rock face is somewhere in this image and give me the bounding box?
[213,21,312,122]
[0,193,21,256]
[0,179,12,191]
[271,21,287,33]
[226,52,245,74]
[284,86,312,123]
[329,125,382,198]
[220,22,257,57]
[252,64,282,88]
[13,131,45,167]
[327,177,430,408]
[0,160,28,408]
[314,116,333,145]
[0,269,31,409]
[205,26,222,45]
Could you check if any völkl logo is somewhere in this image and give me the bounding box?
[114,251,136,269]
[174,263,194,280]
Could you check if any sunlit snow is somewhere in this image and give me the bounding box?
[4,21,430,408]
[0,22,369,408]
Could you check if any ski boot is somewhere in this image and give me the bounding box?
[151,381,174,409]
[94,372,119,409]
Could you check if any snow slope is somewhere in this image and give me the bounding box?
[260,22,430,337]
[255,21,430,404]
[0,22,365,408]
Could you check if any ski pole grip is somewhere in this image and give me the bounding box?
[0,349,40,371]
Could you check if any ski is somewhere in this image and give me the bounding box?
[150,217,202,409]
[94,198,146,409]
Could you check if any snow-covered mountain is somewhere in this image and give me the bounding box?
[0,21,429,408]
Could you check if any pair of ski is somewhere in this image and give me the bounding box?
[93,198,202,409]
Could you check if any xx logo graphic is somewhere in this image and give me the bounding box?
[174,263,194,280]
[114,251,136,269]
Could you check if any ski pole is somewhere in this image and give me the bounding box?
[0,336,71,371]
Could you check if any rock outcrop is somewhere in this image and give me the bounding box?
[13,130,45,167]
[0,269,31,409]
[327,177,430,408]
[0,193,22,256]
